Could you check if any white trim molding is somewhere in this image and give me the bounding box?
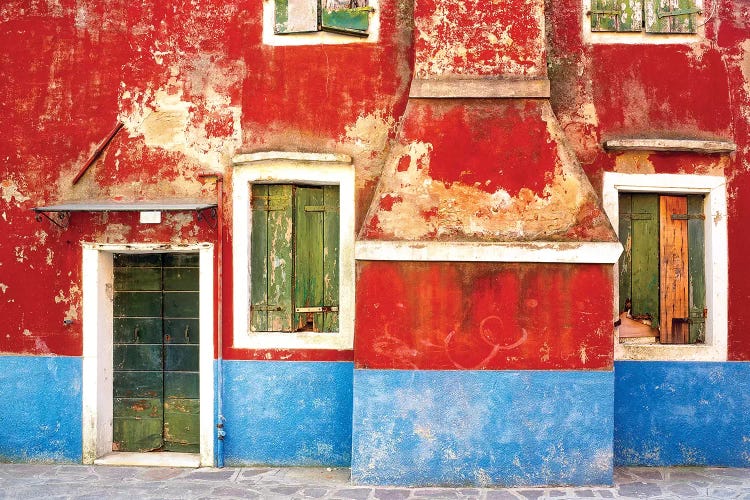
[232,152,355,350]
[81,243,215,467]
[355,240,623,263]
[602,172,728,361]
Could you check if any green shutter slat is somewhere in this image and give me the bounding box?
[250,185,271,332]
[630,194,660,324]
[645,0,698,33]
[618,193,634,314]
[275,0,319,34]
[321,185,340,332]
[294,187,325,331]
[687,195,706,343]
[321,6,371,35]
[267,185,294,332]
[591,0,643,32]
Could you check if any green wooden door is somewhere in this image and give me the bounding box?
[112,253,200,453]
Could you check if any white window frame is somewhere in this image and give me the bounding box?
[603,172,727,361]
[582,0,706,44]
[232,152,355,350]
[262,0,380,45]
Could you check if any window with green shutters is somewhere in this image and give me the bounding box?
[275,0,373,36]
[618,192,706,344]
[590,0,700,34]
[250,184,340,333]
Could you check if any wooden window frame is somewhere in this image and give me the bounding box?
[262,0,380,46]
[603,172,727,361]
[582,0,705,44]
[232,152,355,350]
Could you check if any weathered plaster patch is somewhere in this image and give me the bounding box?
[0,283,7,293]
[102,223,131,243]
[614,152,656,174]
[0,178,31,205]
[54,284,81,322]
[344,111,395,184]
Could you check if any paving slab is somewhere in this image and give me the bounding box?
[0,465,749,499]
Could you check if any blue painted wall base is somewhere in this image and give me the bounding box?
[221,360,353,466]
[615,361,750,467]
[351,369,614,487]
[0,356,82,463]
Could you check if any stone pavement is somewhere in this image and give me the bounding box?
[0,464,749,499]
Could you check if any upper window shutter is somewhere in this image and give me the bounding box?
[591,0,643,32]
[275,0,319,34]
[687,195,706,343]
[645,0,699,33]
[321,0,371,36]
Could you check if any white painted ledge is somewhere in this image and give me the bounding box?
[409,78,551,99]
[355,240,622,263]
[233,152,352,166]
[603,139,736,153]
[94,452,200,468]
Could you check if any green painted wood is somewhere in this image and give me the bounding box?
[113,418,163,452]
[113,371,163,399]
[267,185,294,332]
[113,398,163,419]
[163,268,199,291]
[114,254,163,267]
[630,194,660,323]
[113,344,162,371]
[251,184,270,332]
[618,193,634,314]
[591,0,643,32]
[321,6,371,33]
[112,252,200,453]
[275,0,318,34]
[645,0,697,33]
[163,253,199,267]
[322,185,340,332]
[114,267,161,291]
[164,372,200,399]
[687,195,706,343]
[295,187,325,331]
[164,345,200,372]
[114,318,163,344]
[163,319,200,344]
[113,291,162,317]
[163,292,199,318]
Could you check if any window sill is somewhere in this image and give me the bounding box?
[615,339,726,362]
[233,331,351,350]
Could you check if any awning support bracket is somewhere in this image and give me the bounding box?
[196,206,218,229]
[35,210,70,229]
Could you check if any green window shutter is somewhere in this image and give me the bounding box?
[645,0,699,33]
[250,184,294,332]
[275,0,319,34]
[591,0,643,32]
[321,2,372,36]
[687,195,706,343]
[294,187,325,331]
[619,193,660,322]
[321,185,340,332]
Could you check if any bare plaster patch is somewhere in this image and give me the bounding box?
[614,152,656,174]
[54,283,81,322]
[0,283,7,293]
[0,178,31,205]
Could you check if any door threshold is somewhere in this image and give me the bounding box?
[94,452,201,468]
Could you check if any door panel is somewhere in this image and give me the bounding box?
[112,253,200,453]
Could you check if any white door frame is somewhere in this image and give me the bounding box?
[81,243,215,466]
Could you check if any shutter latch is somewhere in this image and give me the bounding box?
[671,213,705,220]
[657,7,701,18]
[295,306,339,313]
